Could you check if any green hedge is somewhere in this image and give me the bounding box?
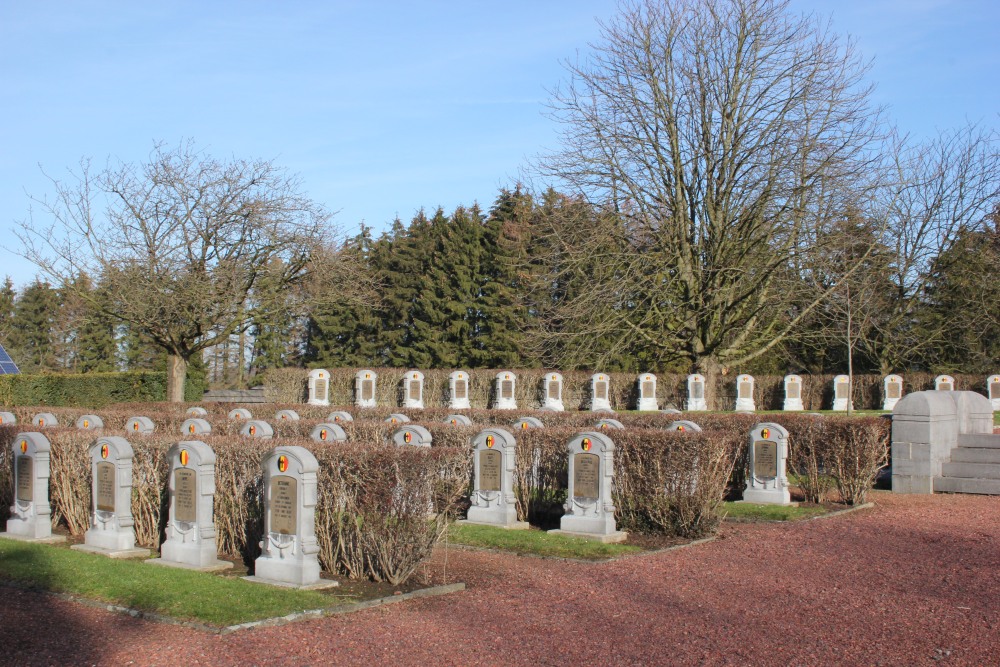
[0,371,204,407]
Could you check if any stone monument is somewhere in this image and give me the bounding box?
[783,374,804,411]
[355,370,377,408]
[32,413,57,428]
[735,374,756,412]
[76,414,104,430]
[550,432,626,542]
[443,414,473,426]
[989,374,1000,411]
[2,432,63,542]
[228,408,252,420]
[274,409,300,422]
[186,407,209,417]
[741,423,792,505]
[402,370,425,409]
[240,420,274,439]
[512,416,543,431]
[594,418,624,431]
[385,413,410,425]
[390,425,433,447]
[541,372,565,411]
[687,374,707,411]
[0,411,15,425]
[669,420,703,433]
[307,369,331,407]
[180,418,212,436]
[590,373,613,412]
[832,375,851,411]
[935,374,955,391]
[126,416,156,435]
[449,371,471,410]
[636,373,658,411]
[883,375,904,411]
[463,428,527,529]
[310,423,348,442]
[493,372,517,410]
[327,411,354,423]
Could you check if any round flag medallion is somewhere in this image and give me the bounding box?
[277,455,288,472]
[404,431,412,444]
[761,428,770,439]
[83,420,90,429]
[582,438,592,452]
[320,429,328,441]
[486,435,494,448]
[179,449,189,466]
[249,425,256,436]
[677,425,686,432]
[521,421,528,430]
[101,444,109,459]
[20,440,27,454]
[133,421,140,431]
[188,423,196,434]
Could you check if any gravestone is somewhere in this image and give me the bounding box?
[247,446,333,589]
[186,407,208,417]
[687,374,708,411]
[541,372,565,411]
[669,420,703,433]
[449,371,471,410]
[989,374,1000,411]
[783,375,804,411]
[240,420,274,439]
[2,432,63,542]
[76,414,104,430]
[493,372,517,410]
[385,413,410,425]
[390,425,433,448]
[180,418,212,436]
[443,414,473,426]
[72,436,149,558]
[126,416,155,435]
[228,408,252,420]
[310,423,348,442]
[832,375,852,411]
[0,411,15,425]
[660,408,682,415]
[550,432,626,543]
[590,373,613,412]
[595,418,624,431]
[32,413,57,428]
[735,374,756,412]
[307,369,331,407]
[355,370,378,408]
[636,373,658,411]
[512,416,544,431]
[741,423,791,505]
[327,411,354,423]
[935,375,955,392]
[883,375,904,411]
[402,370,425,409]
[463,428,527,529]
[148,440,231,571]
[274,409,300,422]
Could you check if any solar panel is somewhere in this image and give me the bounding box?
[0,342,20,375]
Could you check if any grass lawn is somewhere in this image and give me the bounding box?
[447,522,642,560]
[721,501,831,522]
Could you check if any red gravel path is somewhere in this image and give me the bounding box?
[2,491,998,666]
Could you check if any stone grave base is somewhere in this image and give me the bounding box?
[547,529,628,544]
[740,488,793,506]
[71,544,151,559]
[457,519,531,530]
[242,575,339,590]
[145,557,234,573]
[0,532,66,545]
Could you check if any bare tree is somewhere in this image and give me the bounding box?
[17,141,362,401]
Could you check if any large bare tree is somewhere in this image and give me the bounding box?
[18,141,353,401]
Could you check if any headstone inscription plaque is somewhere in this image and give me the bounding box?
[687,374,708,411]
[935,375,955,392]
[988,374,1000,411]
[240,420,274,439]
[741,423,792,505]
[307,369,331,406]
[355,370,377,408]
[449,371,471,410]
[463,428,527,529]
[2,432,62,542]
[735,374,756,412]
[832,375,851,411]
[76,414,104,430]
[493,372,517,410]
[883,374,904,411]
[636,373,658,411]
[403,370,425,409]
[590,373,613,412]
[783,375,804,411]
[541,373,565,411]
[310,423,347,442]
[550,432,626,542]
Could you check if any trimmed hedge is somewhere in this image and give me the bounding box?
[0,371,205,407]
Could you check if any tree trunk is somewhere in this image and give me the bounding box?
[695,357,723,411]
[167,353,188,403]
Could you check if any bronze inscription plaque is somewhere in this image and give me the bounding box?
[501,380,513,399]
[991,381,1000,399]
[173,468,197,523]
[691,382,704,399]
[409,380,421,399]
[269,475,297,535]
[594,381,607,400]
[362,379,374,401]
[754,441,778,479]
[887,382,901,399]
[314,378,328,400]
[96,461,116,512]
[641,380,654,397]
[573,453,600,500]
[455,380,467,400]
[548,381,560,399]
[739,381,752,398]
[787,382,801,399]
[16,455,33,502]
[940,382,953,391]
[835,381,849,399]
[479,449,502,492]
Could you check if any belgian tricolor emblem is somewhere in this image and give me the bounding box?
[404,431,412,444]
[179,449,189,466]
[581,438,592,452]
[277,455,288,472]
[101,444,109,459]
[486,435,494,448]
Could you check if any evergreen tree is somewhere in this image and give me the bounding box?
[0,277,16,349]
[9,279,59,372]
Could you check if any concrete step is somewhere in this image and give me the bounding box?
[940,461,1000,479]
[957,434,1000,448]
[935,476,1000,495]
[949,447,1000,464]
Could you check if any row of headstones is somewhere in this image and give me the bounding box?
[308,370,1000,412]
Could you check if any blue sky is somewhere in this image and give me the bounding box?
[1,0,997,288]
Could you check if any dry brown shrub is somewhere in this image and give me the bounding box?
[511,428,574,524]
[825,417,890,505]
[45,429,95,535]
[0,425,15,523]
[783,415,836,503]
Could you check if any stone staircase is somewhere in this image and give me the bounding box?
[935,433,1000,495]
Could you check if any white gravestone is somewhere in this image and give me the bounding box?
[149,440,231,571]
[2,432,63,542]
[550,432,627,543]
[228,408,252,420]
[687,374,708,411]
[390,425,433,448]
[590,373,613,412]
[76,414,104,430]
[307,369,331,407]
[310,423,348,442]
[402,370,425,409]
[327,411,354,424]
[355,370,378,408]
[669,420,703,433]
[935,375,955,391]
[735,374,756,412]
[988,375,1000,412]
[463,428,528,529]
[636,373,658,411]
[186,407,208,417]
[385,413,410,425]
[512,416,544,431]
[883,375,904,411]
[72,436,149,558]
[541,373,565,411]
[248,446,333,589]
[595,418,625,431]
[449,371,471,410]
[443,414,473,426]
[240,420,274,439]
[0,411,16,425]
[180,418,212,436]
[274,409,300,422]
[741,423,792,505]
[783,375,804,411]
[32,413,57,428]
[832,375,852,411]
[493,372,517,410]
[126,416,155,435]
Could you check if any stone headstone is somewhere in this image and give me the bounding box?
[891,391,979,494]
[0,411,16,425]
[512,416,544,431]
[883,374,904,411]
[443,414,473,426]
[72,436,149,558]
[76,414,104,430]
[832,374,851,411]
[385,413,410,425]
[669,420,703,433]
[180,418,212,436]
[248,446,332,589]
[310,423,348,442]
[327,411,354,424]
[307,369,331,407]
[126,416,155,435]
[32,413,57,428]
[2,432,62,542]
[274,409,300,422]
[463,428,527,529]
[449,371,471,410]
[687,374,708,411]
[590,373,613,412]
[660,408,682,415]
[402,370,425,409]
[595,418,625,431]
[228,408,252,420]
[149,440,230,571]
[742,423,791,505]
[355,370,377,408]
[735,374,756,412]
[493,372,517,410]
[186,407,209,417]
[550,432,626,542]
[935,375,955,392]
[636,373,658,411]
[390,425,433,448]
[783,374,804,411]
[541,372,565,411]
[240,420,274,439]
[989,374,1000,411]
